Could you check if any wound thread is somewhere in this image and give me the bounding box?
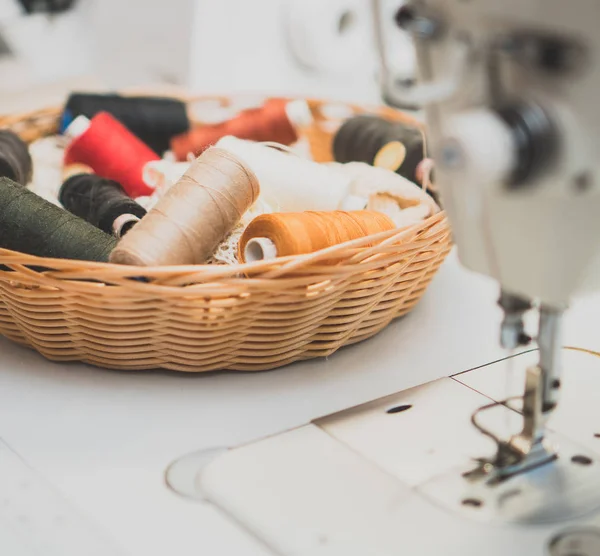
[110,147,260,266]
[216,136,359,212]
[61,93,190,155]
[239,210,396,262]
[333,115,424,183]
[64,112,160,198]
[0,129,33,186]
[59,173,147,238]
[171,99,299,161]
[0,177,117,261]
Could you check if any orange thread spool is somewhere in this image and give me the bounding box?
[239,210,396,263]
[171,99,299,161]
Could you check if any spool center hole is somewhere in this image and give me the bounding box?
[246,241,266,263]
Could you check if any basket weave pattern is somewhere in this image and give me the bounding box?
[0,98,452,372]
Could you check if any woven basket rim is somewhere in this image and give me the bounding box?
[0,94,443,287]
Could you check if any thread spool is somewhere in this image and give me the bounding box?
[284,0,374,76]
[0,129,33,186]
[142,160,190,193]
[60,93,190,155]
[216,136,365,212]
[0,177,117,261]
[328,161,438,227]
[171,99,308,161]
[333,115,424,183]
[64,113,160,198]
[110,147,259,266]
[332,161,437,209]
[59,173,147,238]
[62,163,93,181]
[239,210,396,262]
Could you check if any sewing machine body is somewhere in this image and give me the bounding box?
[198,349,600,555]
[410,0,600,307]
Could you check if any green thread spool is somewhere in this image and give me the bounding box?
[0,177,117,262]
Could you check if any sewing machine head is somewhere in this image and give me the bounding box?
[375,0,600,478]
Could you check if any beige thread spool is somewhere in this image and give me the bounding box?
[110,147,259,266]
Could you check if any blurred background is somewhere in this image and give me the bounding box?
[0,0,416,112]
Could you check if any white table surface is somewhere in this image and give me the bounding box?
[0,249,598,556]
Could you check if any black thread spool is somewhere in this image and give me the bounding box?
[333,115,424,183]
[61,93,190,155]
[59,173,147,238]
[0,177,117,262]
[0,129,33,186]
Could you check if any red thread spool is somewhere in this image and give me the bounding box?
[170,98,300,161]
[64,112,160,198]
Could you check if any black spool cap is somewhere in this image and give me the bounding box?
[496,102,559,186]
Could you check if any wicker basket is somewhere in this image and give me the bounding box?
[0,96,452,372]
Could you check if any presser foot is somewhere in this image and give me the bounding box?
[465,364,559,484]
[420,363,600,524]
[420,431,600,525]
[463,437,558,486]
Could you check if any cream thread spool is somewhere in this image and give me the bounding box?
[216,136,366,212]
[110,147,259,266]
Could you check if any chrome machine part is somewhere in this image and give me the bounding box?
[469,305,565,479]
[498,291,532,350]
[371,0,470,109]
[421,429,600,525]
[538,305,564,413]
[466,367,558,484]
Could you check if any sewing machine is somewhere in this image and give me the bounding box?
[0,1,600,555]
[389,0,600,488]
[191,1,600,554]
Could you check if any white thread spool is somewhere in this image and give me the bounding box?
[285,99,314,128]
[143,160,191,192]
[64,115,91,140]
[284,0,375,76]
[329,161,438,227]
[331,161,438,211]
[216,136,366,212]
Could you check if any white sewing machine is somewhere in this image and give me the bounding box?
[191,2,600,554]
[1,1,600,555]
